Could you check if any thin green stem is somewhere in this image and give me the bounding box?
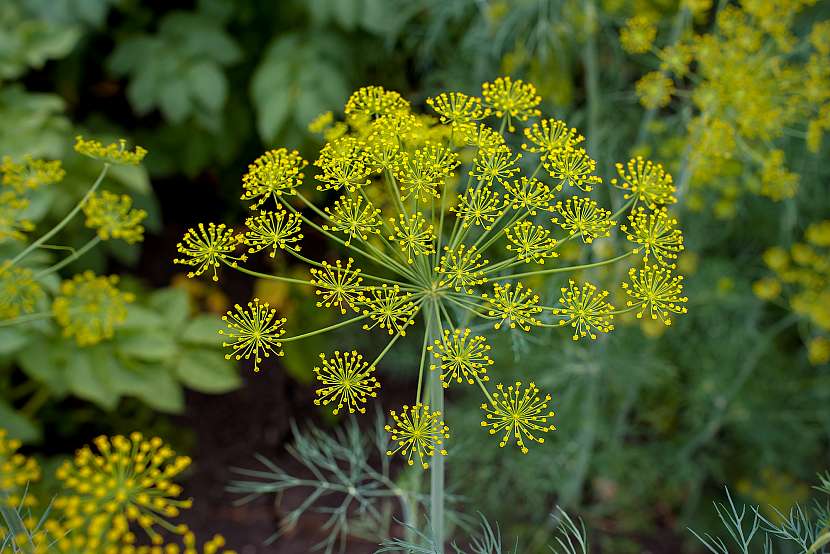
[426,300,445,554]
[35,237,101,278]
[281,314,368,342]
[10,164,109,266]
[503,250,635,280]
[415,305,434,403]
[230,264,313,286]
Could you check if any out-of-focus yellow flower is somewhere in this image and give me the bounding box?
[51,432,191,552]
[83,190,147,244]
[0,190,34,242]
[74,136,147,165]
[0,429,40,507]
[636,72,674,109]
[759,149,799,201]
[620,15,657,54]
[0,155,64,192]
[808,336,830,365]
[752,277,782,301]
[52,272,134,346]
[0,262,44,319]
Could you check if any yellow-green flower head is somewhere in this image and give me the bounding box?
[810,20,830,56]
[620,15,657,54]
[504,177,555,215]
[243,210,303,257]
[428,328,493,387]
[658,43,694,77]
[426,92,490,131]
[611,157,677,208]
[359,284,418,336]
[543,147,603,192]
[806,221,830,247]
[322,194,382,245]
[551,280,615,340]
[0,190,34,242]
[0,428,41,508]
[0,155,64,193]
[621,207,685,267]
[314,350,380,414]
[551,197,615,243]
[385,403,449,469]
[505,221,559,264]
[369,112,423,143]
[315,137,373,193]
[808,336,830,366]
[521,118,585,157]
[83,190,147,244]
[436,244,489,293]
[74,136,147,165]
[0,262,44,319]
[482,282,542,331]
[175,223,246,282]
[242,148,307,208]
[220,298,286,372]
[759,149,799,200]
[53,432,191,551]
[480,381,555,453]
[481,76,542,131]
[395,143,459,202]
[389,213,436,263]
[344,86,410,124]
[752,277,782,301]
[52,272,134,346]
[309,258,364,314]
[470,145,522,185]
[622,265,688,325]
[636,72,674,109]
[451,184,506,230]
[364,131,403,172]
[463,122,507,153]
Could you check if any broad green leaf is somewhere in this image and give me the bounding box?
[120,305,165,330]
[148,288,191,330]
[176,348,241,393]
[116,330,179,362]
[188,62,227,111]
[158,79,191,123]
[108,361,184,413]
[0,328,31,357]
[17,342,68,395]
[65,348,119,410]
[181,315,224,346]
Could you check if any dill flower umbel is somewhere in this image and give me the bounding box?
[635,71,674,109]
[0,155,64,192]
[314,350,380,414]
[0,262,44,319]
[242,148,307,207]
[0,429,40,507]
[385,403,449,469]
[175,79,688,465]
[52,432,192,552]
[480,382,556,454]
[83,190,147,244]
[52,271,135,346]
[74,136,147,165]
[620,15,657,54]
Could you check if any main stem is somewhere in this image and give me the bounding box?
[426,300,445,552]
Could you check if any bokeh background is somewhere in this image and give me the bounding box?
[1,0,829,552]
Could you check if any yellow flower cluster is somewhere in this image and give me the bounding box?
[52,271,135,346]
[0,155,64,243]
[0,261,44,319]
[755,220,830,365]
[175,78,688,463]
[83,190,147,243]
[0,429,40,507]
[74,136,148,165]
[628,1,828,209]
[0,430,237,553]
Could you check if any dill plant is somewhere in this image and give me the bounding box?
[175,77,689,550]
